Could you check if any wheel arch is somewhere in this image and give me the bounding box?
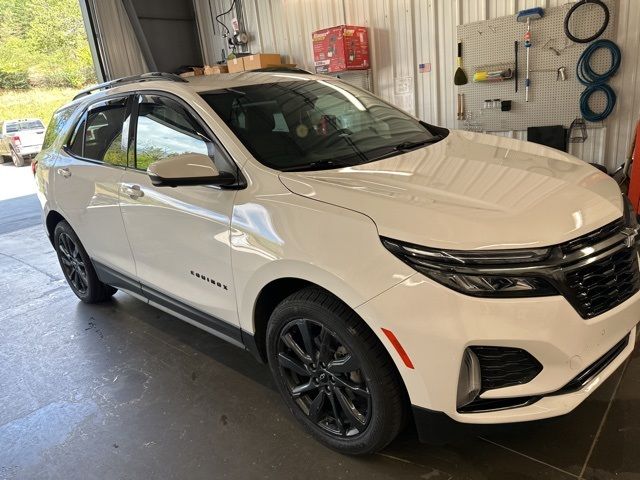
[45,210,66,245]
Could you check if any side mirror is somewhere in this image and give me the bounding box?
[147,153,237,187]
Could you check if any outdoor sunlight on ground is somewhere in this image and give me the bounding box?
[0,163,37,201]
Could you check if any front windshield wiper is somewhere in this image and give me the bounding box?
[280,159,355,172]
[393,135,444,151]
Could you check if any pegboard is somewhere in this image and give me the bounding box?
[456,0,617,132]
[327,69,373,92]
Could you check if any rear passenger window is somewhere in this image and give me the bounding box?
[43,106,75,150]
[69,97,131,166]
[134,95,209,171]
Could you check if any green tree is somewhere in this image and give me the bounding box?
[0,0,96,89]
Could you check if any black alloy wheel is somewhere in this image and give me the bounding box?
[57,231,89,295]
[277,318,372,437]
[53,220,117,303]
[267,287,406,455]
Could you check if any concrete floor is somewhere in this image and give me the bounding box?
[0,162,638,480]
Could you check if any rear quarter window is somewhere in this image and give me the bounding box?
[42,106,76,150]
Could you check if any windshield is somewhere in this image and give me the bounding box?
[201,80,443,171]
[5,120,44,133]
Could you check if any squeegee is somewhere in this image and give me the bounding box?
[517,7,544,102]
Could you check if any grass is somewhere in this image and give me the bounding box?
[0,87,78,126]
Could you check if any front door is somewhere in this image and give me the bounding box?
[119,93,239,339]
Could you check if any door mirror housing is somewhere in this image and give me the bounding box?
[147,153,237,187]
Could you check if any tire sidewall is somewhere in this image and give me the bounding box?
[11,149,23,167]
[266,298,396,454]
[54,222,93,301]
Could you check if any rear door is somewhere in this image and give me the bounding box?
[119,93,240,340]
[52,96,137,281]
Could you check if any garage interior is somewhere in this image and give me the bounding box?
[2,0,640,478]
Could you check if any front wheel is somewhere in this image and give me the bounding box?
[53,220,117,303]
[266,287,406,455]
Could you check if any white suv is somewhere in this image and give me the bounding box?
[36,71,640,454]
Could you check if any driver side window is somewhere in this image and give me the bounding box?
[134,95,210,171]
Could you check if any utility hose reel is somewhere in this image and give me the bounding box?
[564,0,610,44]
[576,39,621,122]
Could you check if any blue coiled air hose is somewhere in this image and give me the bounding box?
[576,39,621,122]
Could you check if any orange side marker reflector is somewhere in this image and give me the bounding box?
[381,328,414,369]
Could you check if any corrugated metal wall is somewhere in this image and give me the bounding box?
[232,0,640,170]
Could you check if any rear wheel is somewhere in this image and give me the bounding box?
[53,221,117,303]
[266,287,406,455]
[11,148,24,167]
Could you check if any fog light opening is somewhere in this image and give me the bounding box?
[457,348,481,408]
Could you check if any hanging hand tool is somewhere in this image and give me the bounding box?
[454,42,468,85]
[517,7,544,102]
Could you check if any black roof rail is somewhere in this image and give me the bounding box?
[73,72,187,101]
[251,66,313,74]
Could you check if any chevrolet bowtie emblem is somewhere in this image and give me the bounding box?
[622,227,639,248]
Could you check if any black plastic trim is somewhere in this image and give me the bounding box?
[551,333,631,396]
[457,331,632,414]
[94,260,143,295]
[93,260,243,344]
[142,283,242,343]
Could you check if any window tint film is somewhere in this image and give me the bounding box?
[67,114,86,157]
[82,97,130,166]
[201,80,440,171]
[134,95,209,171]
[42,107,75,150]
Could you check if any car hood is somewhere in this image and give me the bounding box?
[279,130,623,250]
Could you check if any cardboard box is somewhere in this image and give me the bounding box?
[243,53,282,71]
[312,25,369,74]
[227,58,245,73]
[204,65,229,75]
[178,66,205,78]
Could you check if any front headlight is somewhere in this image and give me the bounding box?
[381,238,558,298]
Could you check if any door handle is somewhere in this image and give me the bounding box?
[123,184,144,199]
[56,167,71,178]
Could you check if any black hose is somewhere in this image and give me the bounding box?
[215,0,237,38]
[576,40,621,86]
[564,0,609,43]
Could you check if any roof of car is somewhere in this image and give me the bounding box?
[184,70,323,92]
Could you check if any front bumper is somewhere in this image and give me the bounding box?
[356,272,639,424]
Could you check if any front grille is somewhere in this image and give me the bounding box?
[564,247,640,318]
[470,346,542,391]
[561,218,625,254]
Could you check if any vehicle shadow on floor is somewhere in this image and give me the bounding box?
[72,293,639,479]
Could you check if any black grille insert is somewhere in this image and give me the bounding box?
[564,247,640,318]
[561,218,625,254]
[470,346,543,391]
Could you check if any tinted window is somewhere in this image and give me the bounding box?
[5,120,44,133]
[201,80,441,171]
[134,95,209,171]
[42,108,74,150]
[73,97,130,166]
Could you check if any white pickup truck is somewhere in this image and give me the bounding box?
[0,118,45,166]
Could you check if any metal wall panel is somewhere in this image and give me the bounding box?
[233,0,638,170]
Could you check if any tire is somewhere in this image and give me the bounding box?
[0,155,9,164]
[11,148,24,167]
[53,220,117,303]
[266,287,406,455]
